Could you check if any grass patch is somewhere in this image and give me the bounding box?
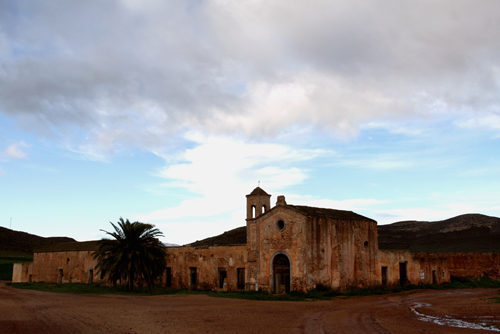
[7,276,500,301]
[0,257,32,280]
[6,282,178,295]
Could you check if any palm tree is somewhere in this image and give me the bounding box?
[93,218,167,292]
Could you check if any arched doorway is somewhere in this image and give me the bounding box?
[273,253,290,294]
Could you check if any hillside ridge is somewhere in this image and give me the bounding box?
[378,213,500,253]
[0,226,75,255]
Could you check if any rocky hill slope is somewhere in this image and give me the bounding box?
[378,213,500,253]
[188,213,500,253]
[0,226,75,256]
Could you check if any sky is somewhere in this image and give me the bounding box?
[1,0,500,245]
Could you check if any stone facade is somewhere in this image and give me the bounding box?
[12,187,500,292]
[246,190,379,292]
[165,245,247,290]
[32,250,100,284]
[434,253,500,280]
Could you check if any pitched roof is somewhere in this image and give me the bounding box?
[286,205,376,222]
[247,187,270,196]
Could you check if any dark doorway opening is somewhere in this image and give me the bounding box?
[399,262,408,286]
[381,266,388,286]
[237,268,245,290]
[273,254,290,294]
[432,270,437,284]
[166,267,172,287]
[88,269,93,284]
[218,268,227,289]
[57,268,63,284]
[189,267,197,290]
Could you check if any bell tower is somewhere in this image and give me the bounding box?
[246,187,271,220]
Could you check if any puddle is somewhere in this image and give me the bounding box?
[410,303,500,332]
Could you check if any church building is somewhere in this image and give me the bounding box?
[14,187,455,292]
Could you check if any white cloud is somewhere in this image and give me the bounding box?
[455,115,500,134]
[138,134,328,222]
[1,1,500,159]
[4,141,29,159]
[286,194,387,212]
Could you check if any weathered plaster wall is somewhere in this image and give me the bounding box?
[412,254,450,284]
[434,253,500,279]
[253,207,307,292]
[33,251,100,283]
[248,204,380,292]
[378,250,420,285]
[377,251,450,285]
[12,262,33,283]
[166,245,247,290]
[329,218,379,289]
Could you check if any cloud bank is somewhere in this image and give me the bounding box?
[1,0,499,159]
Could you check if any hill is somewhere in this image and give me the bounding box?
[188,226,247,247]
[378,213,500,253]
[0,226,75,256]
[187,213,500,253]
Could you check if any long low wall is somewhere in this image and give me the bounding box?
[166,245,247,290]
[429,253,500,280]
[377,250,450,286]
[32,250,101,283]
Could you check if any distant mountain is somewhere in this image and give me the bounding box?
[2,213,500,255]
[0,226,75,256]
[163,243,180,247]
[378,213,500,253]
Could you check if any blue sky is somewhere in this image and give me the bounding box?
[1,1,500,245]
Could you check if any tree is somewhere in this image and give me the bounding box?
[93,218,167,292]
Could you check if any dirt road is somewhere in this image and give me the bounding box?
[1,282,499,333]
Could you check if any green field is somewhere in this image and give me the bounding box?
[0,256,33,281]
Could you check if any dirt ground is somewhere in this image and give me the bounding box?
[1,282,499,334]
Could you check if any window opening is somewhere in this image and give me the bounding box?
[276,219,285,231]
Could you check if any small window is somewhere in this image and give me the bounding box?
[364,241,369,248]
[276,219,285,231]
[262,205,267,214]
